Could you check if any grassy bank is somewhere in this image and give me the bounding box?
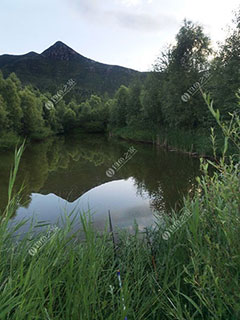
[112,126,237,158]
[0,99,240,319]
[0,127,105,152]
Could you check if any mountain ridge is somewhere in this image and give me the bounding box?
[0,41,143,98]
[41,41,84,61]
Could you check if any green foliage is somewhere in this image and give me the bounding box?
[0,73,113,147]
[110,85,129,127]
[0,132,21,150]
[77,95,110,132]
[113,126,156,143]
[172,19,212,71]
[0,94,8,132]
[0,77,23,133]
[62,108,77,132]
[155,20,212,129]
[140,72,163,129]
[19,88,45,136]
[203,90,240,159]
[107,19,215,135]
[209,10,240,118]
[126,81,142,125]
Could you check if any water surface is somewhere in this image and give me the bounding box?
[0,134,200,233]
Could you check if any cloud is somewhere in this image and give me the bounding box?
[111,11,178,32]
[117,0,141,6]
[69,0,178,33]
[117,0,153,6]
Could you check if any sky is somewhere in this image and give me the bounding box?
[0,0,239,71]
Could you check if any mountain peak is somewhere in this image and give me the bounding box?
[41,41,79,61]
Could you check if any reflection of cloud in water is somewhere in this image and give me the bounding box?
[76,178,155,231]
[13,178,156,234]
[92,204,154,232]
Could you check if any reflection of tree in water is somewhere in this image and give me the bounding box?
[77,150,105,167]
[0,135,115,217]
[149,186,167,214]
[0,134,201,221]
[119,146,201,215]
[133,179,166,214]
[0,138,59,217]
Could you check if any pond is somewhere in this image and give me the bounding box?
[0,133,201,235]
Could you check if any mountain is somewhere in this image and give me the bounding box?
[0,41,143,98]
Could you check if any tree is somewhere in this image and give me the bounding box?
[126,81,143,126]
[62,109,77,131]
[0,95,8,132]
[210,9,240,118]
[112,85,129,127]
[88,95,102,109]
[153,20,212,128]
[0,77,23,133]
[79,101,92,124]
[141,72,164,129]
[8,73,22,91]
[172,19,211,71]
[20,88,45,136]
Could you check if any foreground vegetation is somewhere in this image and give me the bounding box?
[0,93,239,319]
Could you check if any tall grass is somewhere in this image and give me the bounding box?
[113,126,214,155]
[0,95,239,319]
[113,124,237,157]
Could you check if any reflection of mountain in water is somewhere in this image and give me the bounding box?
[0,133,200,219]
[14,179,156,234]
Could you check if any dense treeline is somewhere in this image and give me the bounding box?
[0,71,111,148]
[106,12,240,155]
[108,13,240,133]
[0,10,239,151]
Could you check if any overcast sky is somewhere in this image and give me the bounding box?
[0,0,239,71]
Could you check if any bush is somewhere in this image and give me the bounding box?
[0,132,21,150]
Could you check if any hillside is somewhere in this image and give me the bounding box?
[0,41,142,98]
